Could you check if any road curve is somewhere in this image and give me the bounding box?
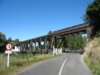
[17,53,92,75]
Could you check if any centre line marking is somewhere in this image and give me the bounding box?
[58,57,68,75]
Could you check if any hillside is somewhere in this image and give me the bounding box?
[84,37,100,75]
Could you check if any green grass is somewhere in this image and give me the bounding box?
[85,57,100,75]
[0,52,62,75]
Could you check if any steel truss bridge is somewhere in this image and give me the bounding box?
[18,23,91,53]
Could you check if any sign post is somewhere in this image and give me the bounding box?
[5,43,12,68]
[7,53,10,67]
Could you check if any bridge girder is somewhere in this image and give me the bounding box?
[18,23,91,53]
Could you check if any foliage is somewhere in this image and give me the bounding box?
[14,39,20,44]
[0,32,6,52]
[12,39,20,49]
[0,32,6,46]
[54,35,86,52]
[7,37,12,43]
[48,31,53,36]
[65,35,86,50]
[84,0,100,37]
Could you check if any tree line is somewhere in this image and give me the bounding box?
[54,34,86,52]
[84,0,100,38]
[0,32,19,52]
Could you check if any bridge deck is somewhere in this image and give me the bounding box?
[21,23,90,43]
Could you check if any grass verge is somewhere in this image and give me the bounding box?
[84,37,100,75]
[0,53,62,75]
[84,57,100,75]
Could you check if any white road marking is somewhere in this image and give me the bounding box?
[58,57,68,75]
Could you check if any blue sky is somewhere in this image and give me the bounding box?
[0,0,93,41]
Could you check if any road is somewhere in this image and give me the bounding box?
[17,53,92,75]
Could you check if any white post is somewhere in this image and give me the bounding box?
[5,43,12,68]
[7,53,10,67]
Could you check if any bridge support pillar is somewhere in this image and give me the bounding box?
[51,36,55,51]
[37,41,41,53]
[29,41,33,52]
[44,38,48,54]
[87,27,92,37]
[34,41,36,52]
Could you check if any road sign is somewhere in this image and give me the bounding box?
[5,50,12,54]
[6,43,12,50]
[5,43,12,68]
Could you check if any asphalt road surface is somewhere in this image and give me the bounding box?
[17,53,92,75]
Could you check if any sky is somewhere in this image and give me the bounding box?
[0,0,93,41]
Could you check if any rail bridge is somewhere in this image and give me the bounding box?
[18,23,91,53]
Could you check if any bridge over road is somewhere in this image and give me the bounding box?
[17,53,92,75]
[18,23,92,52]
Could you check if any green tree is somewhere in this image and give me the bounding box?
[12,39,20,48]
[7,37,12,43]
[84,0,100,37]
[0,32,6,52]
[65,35,86,51]
[14,39,20,45]
[0,32,6,46]
[48,31,53,36]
